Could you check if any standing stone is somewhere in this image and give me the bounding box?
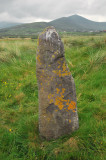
[36,26,79,140]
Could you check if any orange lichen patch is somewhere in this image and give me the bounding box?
[55,96,64,110]
[73,110,76,112]
[60,92,64,98]
[62,62,71,76]
[62,72,71,77]
[68,101,76,112]
[62,62,67,72]
[69,120,71,123]
[56,88,60,94]
[66,99,70,105]
[48,88,76,112]
[62,88,65,93]
[71,101,76,106]
[52,65,71,77]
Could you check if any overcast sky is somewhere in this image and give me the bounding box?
[0,0,106,23]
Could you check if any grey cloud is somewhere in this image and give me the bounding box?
[0,0,106,22]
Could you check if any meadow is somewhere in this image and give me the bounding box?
[0,34,106,160]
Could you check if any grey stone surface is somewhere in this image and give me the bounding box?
[36,26,79,140]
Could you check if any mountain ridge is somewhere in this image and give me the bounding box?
[0,15,106,37]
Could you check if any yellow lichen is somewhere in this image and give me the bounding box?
[50,99,53,103]
[37,38,39,46]
[36,54,42,65]
[42,70,44,73]
[58,65,61,69]
[54,51,58,55]
[52,55,55,58]
[47,118,50,121]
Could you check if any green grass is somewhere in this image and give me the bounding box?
[0,35,106,160]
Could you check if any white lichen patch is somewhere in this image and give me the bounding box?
[46,28,59,41]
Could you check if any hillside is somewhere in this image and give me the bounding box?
[0,15,106,37]
[0,22,22,29]
[0,22,48,37]
[50,15,106,31]
[0,34,105,159]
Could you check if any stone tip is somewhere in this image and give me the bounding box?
[40,26,56,36]
[39,26,59,42]
[45,26,55,31]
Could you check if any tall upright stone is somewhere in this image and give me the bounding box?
[36,26,79,140]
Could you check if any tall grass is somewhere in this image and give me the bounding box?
[0,35,106,160]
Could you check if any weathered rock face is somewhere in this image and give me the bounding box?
[36,26,79,140]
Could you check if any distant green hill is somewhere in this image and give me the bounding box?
[0,22,22,29]
[0,22,48,37]
[0,15,106,37]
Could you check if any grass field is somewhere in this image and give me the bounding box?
[0,34,106,160]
